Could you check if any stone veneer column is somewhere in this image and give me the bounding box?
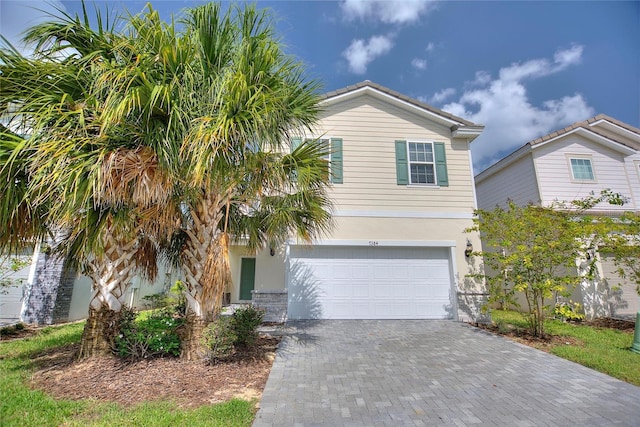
[251,290,287,323]
[21,243,74,325]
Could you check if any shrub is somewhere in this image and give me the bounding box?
[141,280,187,316]
[231,305,264,348]
[553,301,585,322]
[201,316,237,363]
[115,307,183,359]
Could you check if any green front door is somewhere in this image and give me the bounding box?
[239,258,256,301]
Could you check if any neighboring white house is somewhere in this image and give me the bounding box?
[475,114,640,319]
[16,81,488,325]
[0,251,32,326]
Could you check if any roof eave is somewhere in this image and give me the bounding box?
[452,125,484,142]
[475,144,532,184]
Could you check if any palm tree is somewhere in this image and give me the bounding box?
[100,3,333,358]
[2,2,332,359]
[0,3,174,357]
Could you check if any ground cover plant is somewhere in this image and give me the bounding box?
[0,321,277,427]
[482,310,640,386]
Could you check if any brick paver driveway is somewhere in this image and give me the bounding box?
[254,320,640,426]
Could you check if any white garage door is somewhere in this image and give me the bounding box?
[288,246,453,320]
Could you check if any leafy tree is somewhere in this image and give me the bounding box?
[599,211,640,296]
[467,202,598,337]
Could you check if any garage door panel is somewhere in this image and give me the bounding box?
[288,246,454,320]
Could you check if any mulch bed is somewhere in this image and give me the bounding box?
[28,335,280,409]
[474,316,636,351]
[584,317,636,331]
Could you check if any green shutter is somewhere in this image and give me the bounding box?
[395,140,408,185]
[290,137,302,152]
[434,142,449,187]
[239,258,256,301]
[330,138,343,184]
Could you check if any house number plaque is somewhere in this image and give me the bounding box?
[368,241,379,246]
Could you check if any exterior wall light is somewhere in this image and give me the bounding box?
[269,247,275,257]
[465,241,473,258]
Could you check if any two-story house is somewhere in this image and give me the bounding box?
[14,81,487,325]
[238,81,486,322]
[475,114,640,319]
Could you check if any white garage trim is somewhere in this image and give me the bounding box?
[286,242,459,320]
[288,239,456,247]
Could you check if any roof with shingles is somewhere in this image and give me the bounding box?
[476,114,640,181]
[322,80,481,129]
[529,114,640,150]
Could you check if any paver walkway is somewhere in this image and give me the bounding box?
[254,320,640,426]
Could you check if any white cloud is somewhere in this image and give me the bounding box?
[442,46,594,172]
[429,88,456,104]
[426,42,435,52]
[340,0,436,24]
[411,58,427,70]
[342,34,394,74]
[0,1,67,55]
[498,45,584,82]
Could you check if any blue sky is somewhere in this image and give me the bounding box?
[1,0,638,172]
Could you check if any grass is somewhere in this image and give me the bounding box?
[490,310,640,386]
[0,322,255,427]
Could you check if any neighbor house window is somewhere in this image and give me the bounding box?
[569,157,595,181]
[408,142,436,184]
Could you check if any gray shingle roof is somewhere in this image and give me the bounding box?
[529,114,640,150]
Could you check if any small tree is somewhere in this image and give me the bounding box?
[600,211,640,296]
[468,202,596,337]
[0,256,29,294]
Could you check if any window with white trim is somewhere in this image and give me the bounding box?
[408,142,436,184]
[569,157,595,181]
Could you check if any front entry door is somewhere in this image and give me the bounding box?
[239,258,256,301]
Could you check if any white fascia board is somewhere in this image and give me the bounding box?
[589,120,640,142]
[534,128,637,155]
[452,127,483,141]
[321,86,463,128]
[287,239,457,248]
[333,210,474,219]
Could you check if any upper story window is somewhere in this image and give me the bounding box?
[408,142,436,184]
[291,137,343,184]
[569,157,595,181]
[395,139,448,187]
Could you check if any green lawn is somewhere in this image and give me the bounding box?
[490,310,640,386]
[0,323,255,427]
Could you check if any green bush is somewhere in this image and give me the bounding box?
[115,307,183,359]
[141,280,187,316]
[231,305,264,348]
[202,316,237,363]
[553,301,585,322]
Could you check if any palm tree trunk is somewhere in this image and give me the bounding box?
[77,306,120,359]
[180,193,232,358]
[77,231,137,359]
[177,314,207,360]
